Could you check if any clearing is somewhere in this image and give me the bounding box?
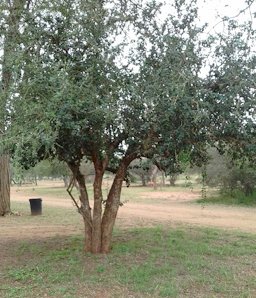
[1,181,255,298]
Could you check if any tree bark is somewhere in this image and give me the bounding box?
[151,165,158,190]
[0,155,10,216]
[101,162,128,253]
[161,171,165,186]
[63,176,69,188]
[68,163,93,252]
[68,153,134,253]
[92,169,104,253]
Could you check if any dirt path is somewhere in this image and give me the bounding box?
[9,189,256,234]
[119,201,256,233]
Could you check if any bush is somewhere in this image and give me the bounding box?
[221,167,256,197]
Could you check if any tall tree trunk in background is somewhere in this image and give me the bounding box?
[151,165,158,190]
[169,174,178,186]
[141,173,147,186]
[63,176,69,188]
[0,155,10,215]
[0,0,28,215]
[161,171,165,186]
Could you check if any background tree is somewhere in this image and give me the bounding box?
[5,0,256,252]
[0,0,30,215]
[11,159,72,186]
[200,148,256,197]
[169,174,178,186]
[129,159,152,186]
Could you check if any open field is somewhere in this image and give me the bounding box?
[0,181,256,297]
[8,180,256,233]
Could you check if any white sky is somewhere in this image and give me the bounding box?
[197,0,256,30]
[1,0,255,65]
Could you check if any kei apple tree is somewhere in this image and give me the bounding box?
[6,0,256,252]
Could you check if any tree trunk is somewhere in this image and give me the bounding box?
[69,163,93,252]
[169,174,177,186]
[92,169,103,253]
[101,162,127,253]
[151,165,158,190]
[141,174,146,186]
[0,155,10,216]
[161,171,165,186]
[68,155,134,254]
[63,176,69,188]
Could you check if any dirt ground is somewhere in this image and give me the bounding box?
[3,184,256,239]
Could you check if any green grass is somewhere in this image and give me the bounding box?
[197,190,256,207]
[2,226,256,298]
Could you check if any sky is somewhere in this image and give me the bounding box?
[197,0,256,31]
[1,0,255,66]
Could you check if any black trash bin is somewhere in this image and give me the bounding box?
[29,198,42,215]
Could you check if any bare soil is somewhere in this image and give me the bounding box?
[2,185,255,242]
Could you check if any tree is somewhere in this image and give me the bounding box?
[169,174,178,186]
[0,0,30,215]
[5,0,256,253]
[129,159,152,186]
[202,148,256,197]
[11,158,71,186]
[205,18,256,160]
[222,165,256,197]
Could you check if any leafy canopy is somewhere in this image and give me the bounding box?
[3,0,256,173]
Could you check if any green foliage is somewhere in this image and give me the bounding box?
[3,0,254,175]
[128,158,152,185]
[221,166,256,197]
[191,148,256,197]
[11,159,70,184]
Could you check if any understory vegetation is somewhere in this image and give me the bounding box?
[197,190,256,207]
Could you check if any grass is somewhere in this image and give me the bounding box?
[197,190,256,207]
[5,182,255,297]
[8,201,82,226]
[2,225,256,298]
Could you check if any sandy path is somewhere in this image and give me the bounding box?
[119,202,256,233]
[10,189,256,234]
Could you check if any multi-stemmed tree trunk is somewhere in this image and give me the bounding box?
[68,155,134,253]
